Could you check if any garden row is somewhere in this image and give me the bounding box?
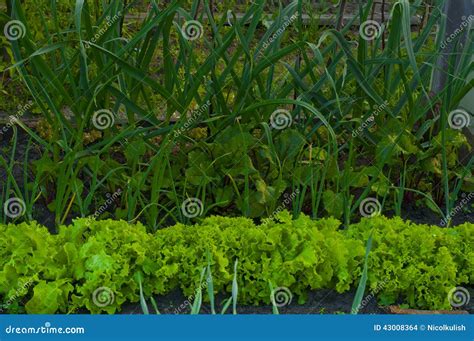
[1,212,472,314]
[1,0,472,229]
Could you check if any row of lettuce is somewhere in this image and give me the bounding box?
[0,212,472,313]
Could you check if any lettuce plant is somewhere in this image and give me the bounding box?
[0,213,472,313]
[347,216,473,309]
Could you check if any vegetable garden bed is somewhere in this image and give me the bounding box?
[1,214,473,314]
[0,0,473,318]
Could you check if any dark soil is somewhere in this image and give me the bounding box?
[118,286,474,315]
[387,205,474,226]
[119,289,383,315]
[0,126,57,227]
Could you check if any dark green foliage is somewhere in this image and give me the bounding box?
[2,0,472,228]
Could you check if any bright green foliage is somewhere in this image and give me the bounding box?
[56,219,153,314]
[0,221,67,313]
[0,213,472,313]
[347,216,474,310]
[153,212,364,304]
